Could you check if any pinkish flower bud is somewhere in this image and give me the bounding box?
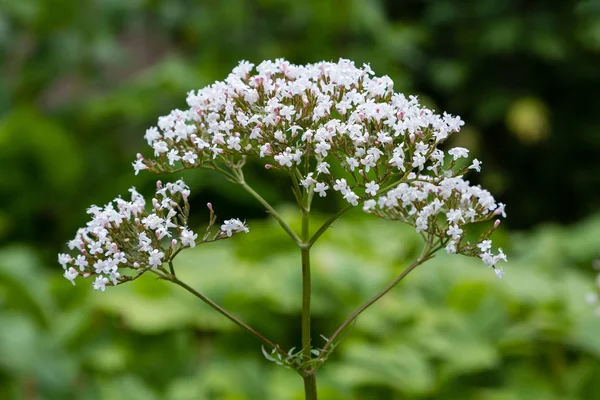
[409,133,415,143]
[171,239,177,248]
[207,202,213,211]
[265,164,272,169]
[156,181,162,189]
[136,153,144,160]
[494,219,501,229]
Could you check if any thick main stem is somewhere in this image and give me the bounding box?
[300,207,317,399]
[303,374,317,400]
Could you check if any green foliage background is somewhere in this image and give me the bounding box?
[0,1,599,399]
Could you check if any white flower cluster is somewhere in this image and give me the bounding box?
[58,179,248,291]
[367,174,507,277]
[135,58,466,202]
[135,58,506,275]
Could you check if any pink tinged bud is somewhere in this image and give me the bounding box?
[493,208,502,216]
[494,219,501,229]
[133,262,140,269]
[359,169,365,177]
[83,272,91,278]
[171,239,177,248]
[265,164,272,169]
[207,202,213,211]
[156,181,162,189]
[152,198,160,209]
[409,134,415,143]
[134,218,140,224]
[136,153,144,160]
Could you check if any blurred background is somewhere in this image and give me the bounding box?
[1,0,600,399]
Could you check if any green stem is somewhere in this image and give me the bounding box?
[303,373,318,400]
[300,206,317,399]
[318,244,432,360]
[308,204,353,248]
[237,177,301,245]
[158,271,286,359]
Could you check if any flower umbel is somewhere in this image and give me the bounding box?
[58,179,248,290]
[136,58,506,276]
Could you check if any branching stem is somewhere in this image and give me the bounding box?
[317,243,434,361]
[152,269,287,360]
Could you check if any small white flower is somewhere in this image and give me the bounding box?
[343,191,359,206]
[58,253,72,269]
[448,147,469,161]
[221,219,249,237]
[447,224,463,239]
[148,249,165,269]
[346,157,359,171]
[446,209,464,224]
[362,199,376,212]
[182,151,198,164]
[167,149,181,166]
[494,268,504,279]
[469,158,482,172]
[63,267,78,285]
[72,255,88,271]
[300,173,316,190]
[365,181,379,196]
[227,136,242,151]
[316,162,331,175]
[93,276,109,291]
[180,228,198,248]
[445,241,457,254]
[132,159,147,175]
[314,182,329,197]
[477,240,492,253]
[153,141,169,156]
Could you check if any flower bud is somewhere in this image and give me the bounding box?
[494,219,501,229]
[207,202,213,211]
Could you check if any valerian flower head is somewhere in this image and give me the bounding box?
[134,58,506,276]
[58,179,248,290]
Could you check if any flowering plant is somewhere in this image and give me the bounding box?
[59,59,506,399]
